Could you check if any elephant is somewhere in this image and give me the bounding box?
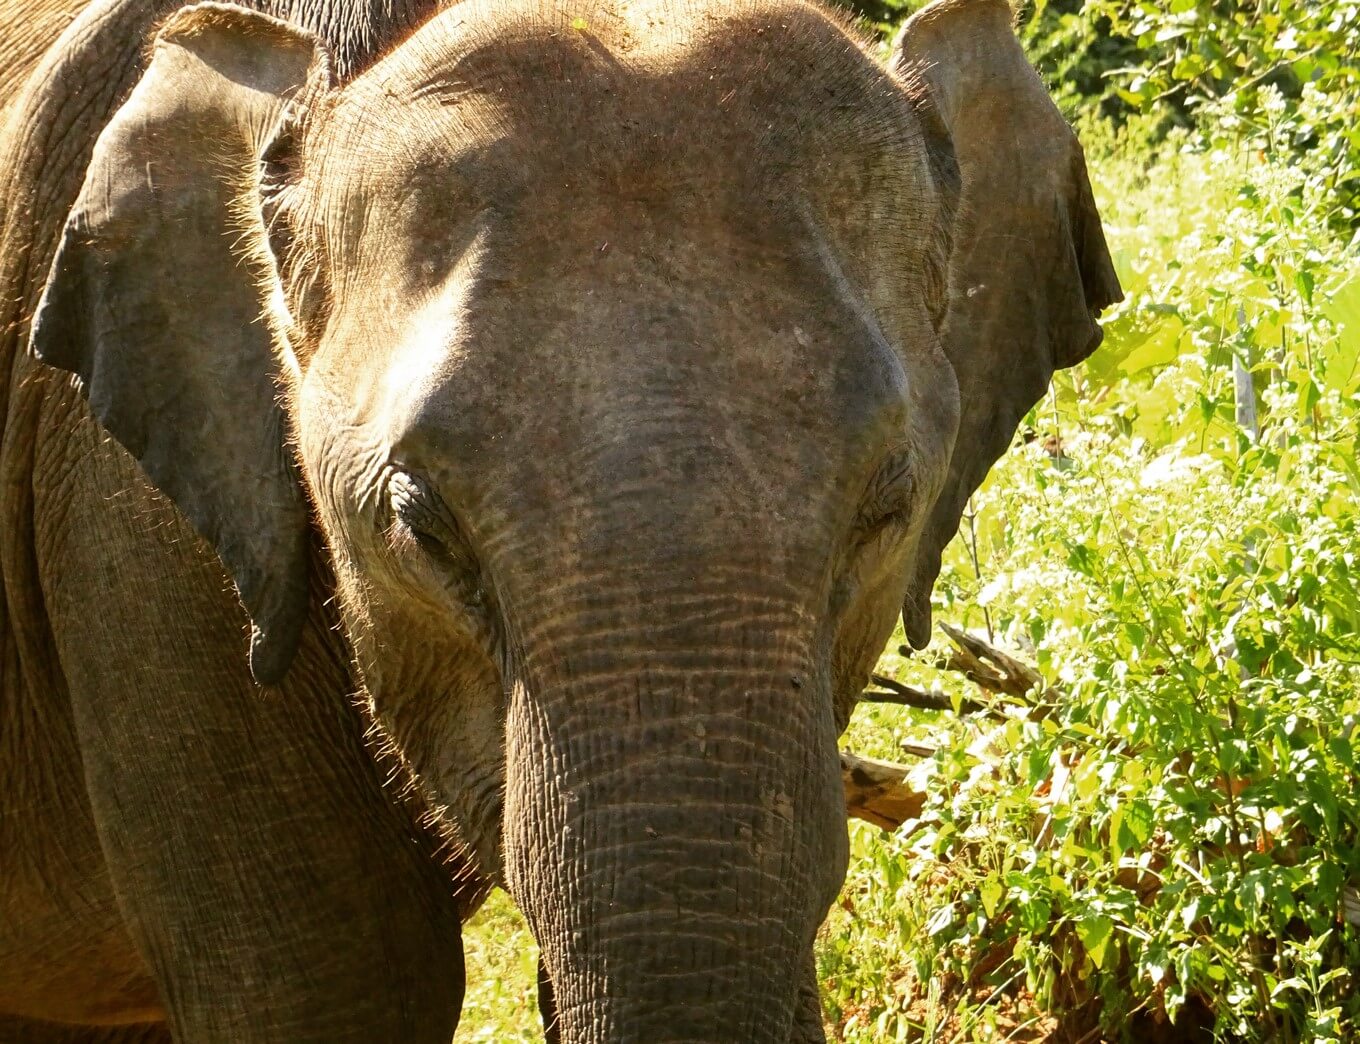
[0,0,1122,1040]
[0,0,83,105]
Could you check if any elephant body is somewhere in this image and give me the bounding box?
[0,0,1121,1040]
[0,2,471,1040]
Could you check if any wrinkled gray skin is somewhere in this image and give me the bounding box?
[0,2,467,1042]
[0,0,1122,1040]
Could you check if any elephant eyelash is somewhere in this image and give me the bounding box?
[389,479,465,557]
[853,508,912,556]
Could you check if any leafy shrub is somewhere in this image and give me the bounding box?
[1086,0,1359,227]
[1027,0,1358,230]
[835,0,1360,229]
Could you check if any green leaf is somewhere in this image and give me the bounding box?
[925,903,956,937]
[1077,913,1115,969]
[1123,620,1148,650]
[979,875,1005,919]
[1117,799,1155,851]
[1294,270,1315,307]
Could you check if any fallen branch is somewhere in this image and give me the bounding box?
[841,750,925,831]
[934,622,1044,699]
[863,673,948,710]
[870,625,1058,720]
[845,624,1062,830]
[863,672,1005,718]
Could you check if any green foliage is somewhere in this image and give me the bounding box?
[1018,0,1143,120]
[1025,0,1360,230]
[841,0,916,38]
[836,0,1359,228]
[824,114,1360,1042]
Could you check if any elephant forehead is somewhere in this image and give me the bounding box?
[294,0,944,334]
[290,0,949,527]
[378,223,911,461]
[315,0,922,192]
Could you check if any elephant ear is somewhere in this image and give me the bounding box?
[29,3,330,685]
[891,0,1124,648]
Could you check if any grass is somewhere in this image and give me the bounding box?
[456,892,540,1040]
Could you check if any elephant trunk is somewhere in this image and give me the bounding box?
[501,569,846,1042]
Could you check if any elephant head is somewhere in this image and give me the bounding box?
[29,0,1119,1038]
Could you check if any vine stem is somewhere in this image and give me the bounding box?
[963,495,993,643]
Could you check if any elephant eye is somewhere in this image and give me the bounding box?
[385,471,497,633]
[855,450,917,540]
[387,470,477,578]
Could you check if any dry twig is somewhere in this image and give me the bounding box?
[933,623,1044,700]
[861,673,1003,718]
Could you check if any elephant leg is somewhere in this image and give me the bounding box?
[28,396,468,1041]
[0,1017,171,1044]
[0,654,163,1026]
[538,955,561,1043]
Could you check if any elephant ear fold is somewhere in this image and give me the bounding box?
[892,0,1122,371]
[29,4,331,685]
[1058,149,1126,366]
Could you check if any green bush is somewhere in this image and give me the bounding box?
[1026,0,1360,230]
[836,0,1360,228]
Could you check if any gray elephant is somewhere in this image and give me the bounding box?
[0,0,1122,1040]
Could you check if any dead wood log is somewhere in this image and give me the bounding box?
[841,750,925,831]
